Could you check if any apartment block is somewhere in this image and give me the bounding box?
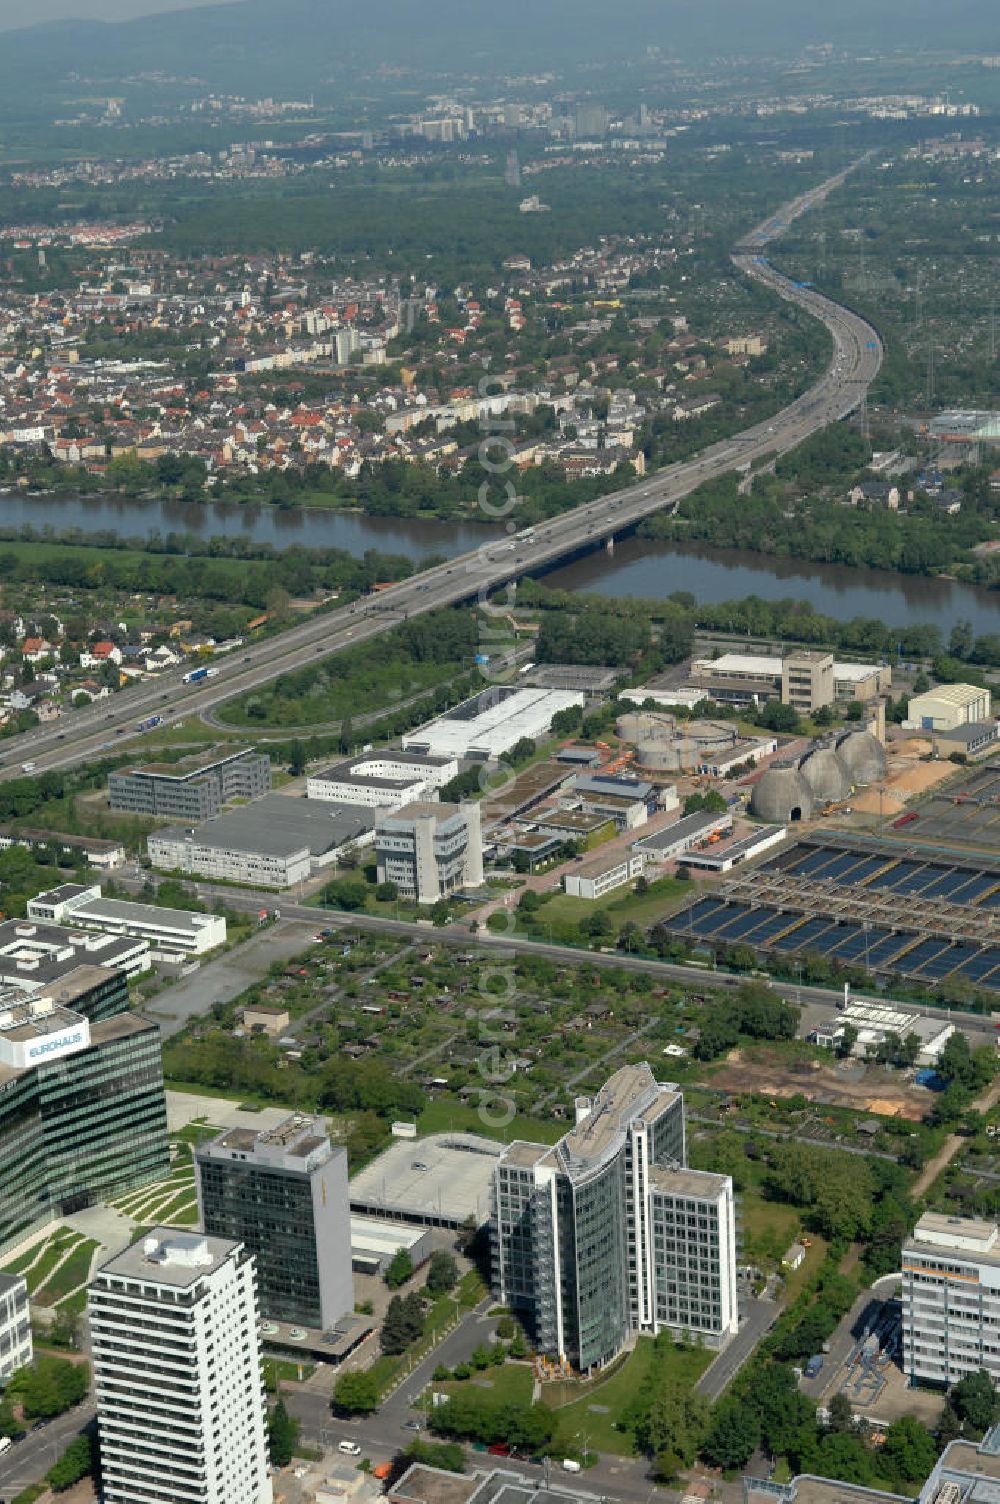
[89,1229,272,1504]
[491,1064,737,1373]
[0,1272,31,1383]
[902,1212,1000,1385]
[108,746,271,821]
[196,1114,352,1332]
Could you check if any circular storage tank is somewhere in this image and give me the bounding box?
[835,728,886,786]
[799,744,852,804]
[750,762,816,824]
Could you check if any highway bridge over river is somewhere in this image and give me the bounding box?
[0,162,881,782]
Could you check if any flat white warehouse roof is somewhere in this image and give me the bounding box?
[403,688,585,760]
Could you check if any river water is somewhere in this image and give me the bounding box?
[545,535,1000,638]
[0,489,490,559]
[3,489,997,639]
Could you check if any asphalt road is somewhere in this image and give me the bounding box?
[696,1295,781,1402]
[0,160,880,785]
[0,1402,94,1498]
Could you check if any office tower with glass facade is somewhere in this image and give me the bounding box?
[89,1229,272,1504]
[0,1272,31,1383]
[0,980,169,1253]
[195,1114,352,1331]
[491,1064,736,1372]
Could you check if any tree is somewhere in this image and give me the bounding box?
[937,1403,963,1449]
[638,1378,709,1464]
[386,1247,415,1290]
[405,1439,466,1474]
[757,701,800,733]
[826,1392,855,1435]
[426,1251,459,1296]
[950,620,975,660]
[46,1433,93,1492]
[952,1369,1000,1432]
[382,1291,425,1355]
[375,880,398,902]
[325,876,369,912]
[288,739,307,777]
[701,1399,761,1469]
[837,1023,859,1059]
[882,1416,938,1486]
[333,1370,380,1415]
[267,1398,300,1467]
[430,899,452,927]
[13,1355,89,1418]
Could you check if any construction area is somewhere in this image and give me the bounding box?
[709,1050,931,1118]
[667,833,1000,993]
[846,734,956,821]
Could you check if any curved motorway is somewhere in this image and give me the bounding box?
[0,163,881,781]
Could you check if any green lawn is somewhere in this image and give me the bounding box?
[739,1193,802,1266]
[417,1099,563,1144]
[548,1338,713,1456]
[436,1364,533,1408]
[519,875,703,938]
[33,1240,99,1304]
[150,1192,199,1227]
[3,1229,83,1293]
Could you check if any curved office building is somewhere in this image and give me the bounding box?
[491,1063,737,1373]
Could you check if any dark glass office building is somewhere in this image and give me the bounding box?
[196,1115,352,1332]
[0,979,169,1254]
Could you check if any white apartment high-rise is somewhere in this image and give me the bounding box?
[902,1212,1000,1386]
[0,1272,31,1383]
[89,1228,272,1504]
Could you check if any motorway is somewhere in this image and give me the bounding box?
[0,162,880,784]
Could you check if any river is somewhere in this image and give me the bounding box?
[0,489,490,559]
[545,535,1000,638]
[3,489,997,640]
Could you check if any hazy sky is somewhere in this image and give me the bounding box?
[0,0,237,28]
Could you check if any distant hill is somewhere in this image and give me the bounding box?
[0,0,994,102]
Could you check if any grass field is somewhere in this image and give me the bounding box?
[739,1193,802,1265]
[33,1240,99,1305]
[435,1364,534,1408]
[547,1337,713,1456]
[417,1099,563,1145]
[535,876,702,930]
[1,1227,98,1303]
